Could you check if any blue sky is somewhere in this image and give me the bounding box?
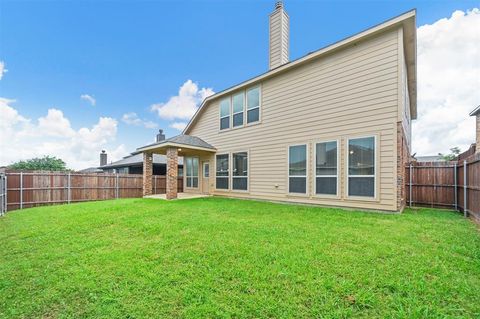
[1,0,479,169]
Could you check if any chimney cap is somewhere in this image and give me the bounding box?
[275,1,283,9]
[101,150,106,153]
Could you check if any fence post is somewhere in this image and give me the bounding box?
[116,174,119,199]
[67,172,71,204]
[409,163,412,207]
[20,171,23,210]
[4,175,7,214]
[454,162,457,211]
[463,160,467,218]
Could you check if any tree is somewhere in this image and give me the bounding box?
[8,156,68,171]
[438,147,461,161]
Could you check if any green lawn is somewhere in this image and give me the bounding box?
[0,198,479,318]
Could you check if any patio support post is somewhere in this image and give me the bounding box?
[143,152,153,196]
[166,147,178,200]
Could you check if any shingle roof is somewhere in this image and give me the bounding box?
[470,105,480,116]
[137,134,215,152]
[100,153,184,169]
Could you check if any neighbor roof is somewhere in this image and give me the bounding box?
[134,135,216,154]
[99,153,184,169]
[469,105,480,116]
[184,9,417,134]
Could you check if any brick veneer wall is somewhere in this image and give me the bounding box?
[143,152,153,196]
[397,122,410,212]
[166,147,178,200]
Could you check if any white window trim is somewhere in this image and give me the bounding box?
[232,92,245,128]
[215,153,230,191]
[346,135,377,200]
[219,98,231,131]
[231,151,249,192]
[314,139,340,198]
[246,85,261,125]
[287,143,309,196]
[185,156,199,189]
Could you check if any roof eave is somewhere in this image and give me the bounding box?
[469,105,480,116]
[183,9,417,133]
[134,141,216,155]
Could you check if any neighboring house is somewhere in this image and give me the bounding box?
[470,105,480,153]
[99,152,184,176]
[414,156,445,162]
[136,3,417,212]
[79,130,184,175]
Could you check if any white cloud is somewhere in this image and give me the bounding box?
[121,112,158,129]
[169,122,187,131]
[0,61,7,80]
[414,8,480,155]
[150,80,214,121]
[80,94,96,106]
[0,98,126,170]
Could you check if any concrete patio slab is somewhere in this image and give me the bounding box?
[144,193,210,200]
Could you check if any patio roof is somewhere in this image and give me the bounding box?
[134,134,216,156]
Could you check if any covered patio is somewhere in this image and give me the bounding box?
[134,135,216,200]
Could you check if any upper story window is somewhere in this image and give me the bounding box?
[220,98,231,130]
[247,87,260,124]
[232,93,244,127]
[219,86,260,131]
[348,136,375,197]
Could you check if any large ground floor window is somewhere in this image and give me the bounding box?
[185,157,199,188]
[216,154,229,190]
[315,141,338,196]
[232,152,248,190]
[348,136,375,197]
[289,144,307,194]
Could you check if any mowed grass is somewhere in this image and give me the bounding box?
[0,198,479,318]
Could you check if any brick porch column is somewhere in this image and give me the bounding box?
[143,152,153,196]
[166,147,178,200]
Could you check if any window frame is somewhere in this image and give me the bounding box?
[215,153,230,191]
[185,156,199,189]
[246,85,261,126]
[287,143,309,196]
[346,135,377,200]
[231,92,245,128]
[219,98,231,131]
[314,139,340,198]
[231,151,249,192]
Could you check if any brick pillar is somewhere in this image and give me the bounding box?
[143,152,153,196]
[166,147,178,200]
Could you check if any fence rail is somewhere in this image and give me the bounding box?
[406,152,480,221]
[2,171,183,212]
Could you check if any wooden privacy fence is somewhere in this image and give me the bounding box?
[406,152,480,220]
[3,171,183,212]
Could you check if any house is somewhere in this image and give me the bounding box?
[80,130,184,175]
[470,105,480,153]
[414,155,445,162]
[135,3,417,212]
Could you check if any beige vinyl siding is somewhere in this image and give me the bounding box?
[269,9,289,69]
[189,28,401,211]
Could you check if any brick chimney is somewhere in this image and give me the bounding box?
[156,129,165,142]
[100,150,107,166]
[269,1,289,70]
